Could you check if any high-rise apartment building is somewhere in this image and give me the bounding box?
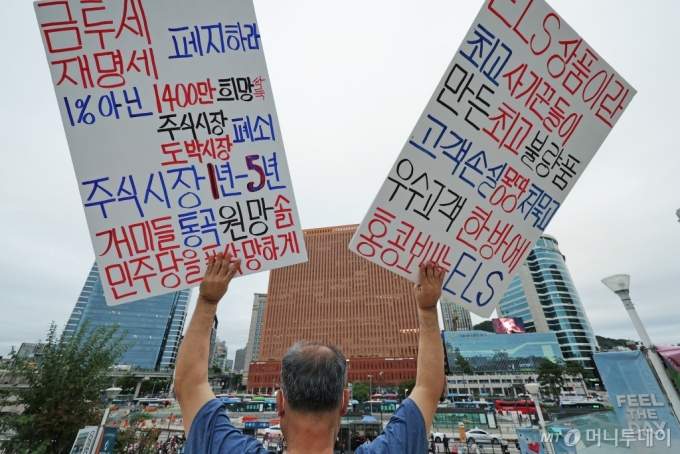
[249,224,420,392]
[243,293,267,377]
[212,339,228,371]
[440,297,473,331]
[65,262,190,370]
[234,347,247,374]
[498,235,599,370]
[208,316,218,370]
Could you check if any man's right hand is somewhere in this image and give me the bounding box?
[198,252,241,305]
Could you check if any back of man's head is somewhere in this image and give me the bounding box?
[280,340,347,413]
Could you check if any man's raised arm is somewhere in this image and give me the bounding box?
[174,252,240,435]
[407,262,446,432]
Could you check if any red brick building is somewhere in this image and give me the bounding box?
[248,225,421,392]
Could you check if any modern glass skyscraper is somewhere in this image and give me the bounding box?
[440,297,473,331]
[244,293,267,377]
[497,235,598,369]
[234,347,246,374]
[65,262,191,370]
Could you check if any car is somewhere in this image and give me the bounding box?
[264,425,282,436]
[465,428,507,445]
[429,430,445,443]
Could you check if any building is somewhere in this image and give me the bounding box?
[497,235,599,371]
[15,343,47,366]
[233,347,247,374]
[243,293,267,377]
[443,330,586,396]
[212,339,228,371]
[208,316,218,370]
[440,297,473,331]
[225,358,233,371]
[64,262,190,370]
[248,224,420,392]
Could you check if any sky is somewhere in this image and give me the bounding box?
[2,0,680,363]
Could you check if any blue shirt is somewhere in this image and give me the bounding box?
[356,399,427,454]
[186,398,427,454]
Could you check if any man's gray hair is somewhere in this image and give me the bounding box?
[280,340,347,413]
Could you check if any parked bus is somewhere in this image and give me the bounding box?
[362,400,399,413]
[494,399,545,415]
[132,397,165,407]
[218,397,277,412]
[560,401,606,410]
[447,393,473,403]
[453,401,494,411]
[371,393,398,400]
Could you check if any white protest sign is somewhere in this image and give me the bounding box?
[35,0,307,305]
[350,0,635,317]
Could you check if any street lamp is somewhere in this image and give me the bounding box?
[379,371,384,394]
[525,383,554,454]
[367,374,373,403]
[93,386,122,450]
[601,274,680,423]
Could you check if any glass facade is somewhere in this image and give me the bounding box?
[234,347,246,373]
[440,297,473,331]
[498,235,599,369]
[244,293,267,374]
[445,330,563,373]
[65,262,190,370]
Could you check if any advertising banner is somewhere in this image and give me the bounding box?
[69,426,98,454]
[492,316,526,334]
[98,426,118,454]
[594,350,680,453]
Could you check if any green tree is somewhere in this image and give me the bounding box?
[397,379,417,399]
[563,360,592,379]
[114,373,139,395]
[383,384,397,394]
[0,320,132,454]
[472,320,494,333]
[595,335,632,350]
[455,354,473,374]
[537,358,564,398]
[210,365,223,376]
[352,381,370,403]
[230,373,243,389]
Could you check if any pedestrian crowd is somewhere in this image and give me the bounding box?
[156,434,186,454]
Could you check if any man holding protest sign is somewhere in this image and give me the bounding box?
[175,253,446,454]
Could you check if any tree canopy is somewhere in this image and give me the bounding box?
[397,379,416,399]
[0,320,132,454]
[472,320,494,333]
[455,354,474,374]
[595,335,632,350]
[536,358,565,398]
[351,381,370,403]
[383,384,397,394]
